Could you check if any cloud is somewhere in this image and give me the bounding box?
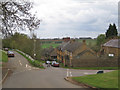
[28,0,119,38]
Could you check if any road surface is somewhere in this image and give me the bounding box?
[2,51,113,88]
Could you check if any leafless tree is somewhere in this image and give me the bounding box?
[0,1,40,37]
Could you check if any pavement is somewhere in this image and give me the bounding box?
[2,51,114,88]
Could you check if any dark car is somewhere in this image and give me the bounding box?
[7,51,14,57]
[53,62,59,67]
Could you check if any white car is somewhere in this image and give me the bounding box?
[46,61,51,64]
[51,61,56,66]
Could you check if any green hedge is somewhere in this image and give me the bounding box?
[16,50,44,69]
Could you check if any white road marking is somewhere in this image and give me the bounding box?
[19,60,22,66]
[70,71,72,77]
[67,71,69,77]
[26,64,27,68]
[84,72,95,75]
[33,67,39,70]
[67,69,69,77]
[20,63,22,66]
[84,73,88,74]
[26,64,28,68]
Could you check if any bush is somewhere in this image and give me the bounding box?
[16,50,44,68]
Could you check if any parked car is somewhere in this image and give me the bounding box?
[53,62,59,67]
[7,51,14,57]
[4,48,8,51]
[51,61,56,66]
[45,61,51,64]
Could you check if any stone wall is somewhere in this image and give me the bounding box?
[71,57,118,67]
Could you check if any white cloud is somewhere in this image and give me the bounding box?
[27,0,119,38]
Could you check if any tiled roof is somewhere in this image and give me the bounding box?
[57,41,82,52]
[50,49,57,56]
[103,39,120,48]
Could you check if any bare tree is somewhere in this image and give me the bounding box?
[0,1,40,37]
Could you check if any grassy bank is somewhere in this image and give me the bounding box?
[1,51,8,62]
[72,70,118,89]
[16,50,45,69]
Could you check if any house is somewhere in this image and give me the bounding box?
[42,46,54,60]
[101,39,120,57]
[57,40,97,67]
[50,49,57,60]
[42,46,57,61]
[62,37,70,42]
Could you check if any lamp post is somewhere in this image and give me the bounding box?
[34,39,36,59]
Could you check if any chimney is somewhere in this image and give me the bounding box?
[82,40,86,49]
[83,40,86,44]
[63,37,70,42]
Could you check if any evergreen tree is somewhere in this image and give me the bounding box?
[113,23,118,36]
[105,23,118,39]
[106,24,112,38]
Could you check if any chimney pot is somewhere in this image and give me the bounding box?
[83,40,86,43]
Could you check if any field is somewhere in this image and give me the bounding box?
[72,70,119,89]
[41,39,97,49]
[41,43,60,48]
[78,39,97,46]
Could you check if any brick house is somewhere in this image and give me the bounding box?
[101,39,120,57]
[62,37,70,42]
[57,40,97,67]
[50,49,57,60]
[42,46,54,60]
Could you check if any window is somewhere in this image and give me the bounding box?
[108,54,114,57]
[65,55,69,60]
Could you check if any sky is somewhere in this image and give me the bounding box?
[24,0,119,39]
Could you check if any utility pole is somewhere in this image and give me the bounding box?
[34,39,36,59]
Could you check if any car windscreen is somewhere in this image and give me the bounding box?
[8,51,14,54]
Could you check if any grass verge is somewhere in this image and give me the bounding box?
[16,50,45,69]
[1,51,8,62]
[72,70,118,89]
[63,67,118,70]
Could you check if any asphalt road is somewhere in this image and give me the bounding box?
[2,51,113,88]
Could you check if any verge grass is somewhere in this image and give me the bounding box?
[62,66,118,70]
[72,70,118,89]
[16,50,45,69]
[1,51,8,62]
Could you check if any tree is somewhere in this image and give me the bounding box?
[113,23,118,36]
[91,34,106,53]
[0,1,40,37]
[105,23,118,39]
[96,34,106,46]
[2,32,41,60]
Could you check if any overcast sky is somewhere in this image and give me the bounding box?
[25,0,119,39]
